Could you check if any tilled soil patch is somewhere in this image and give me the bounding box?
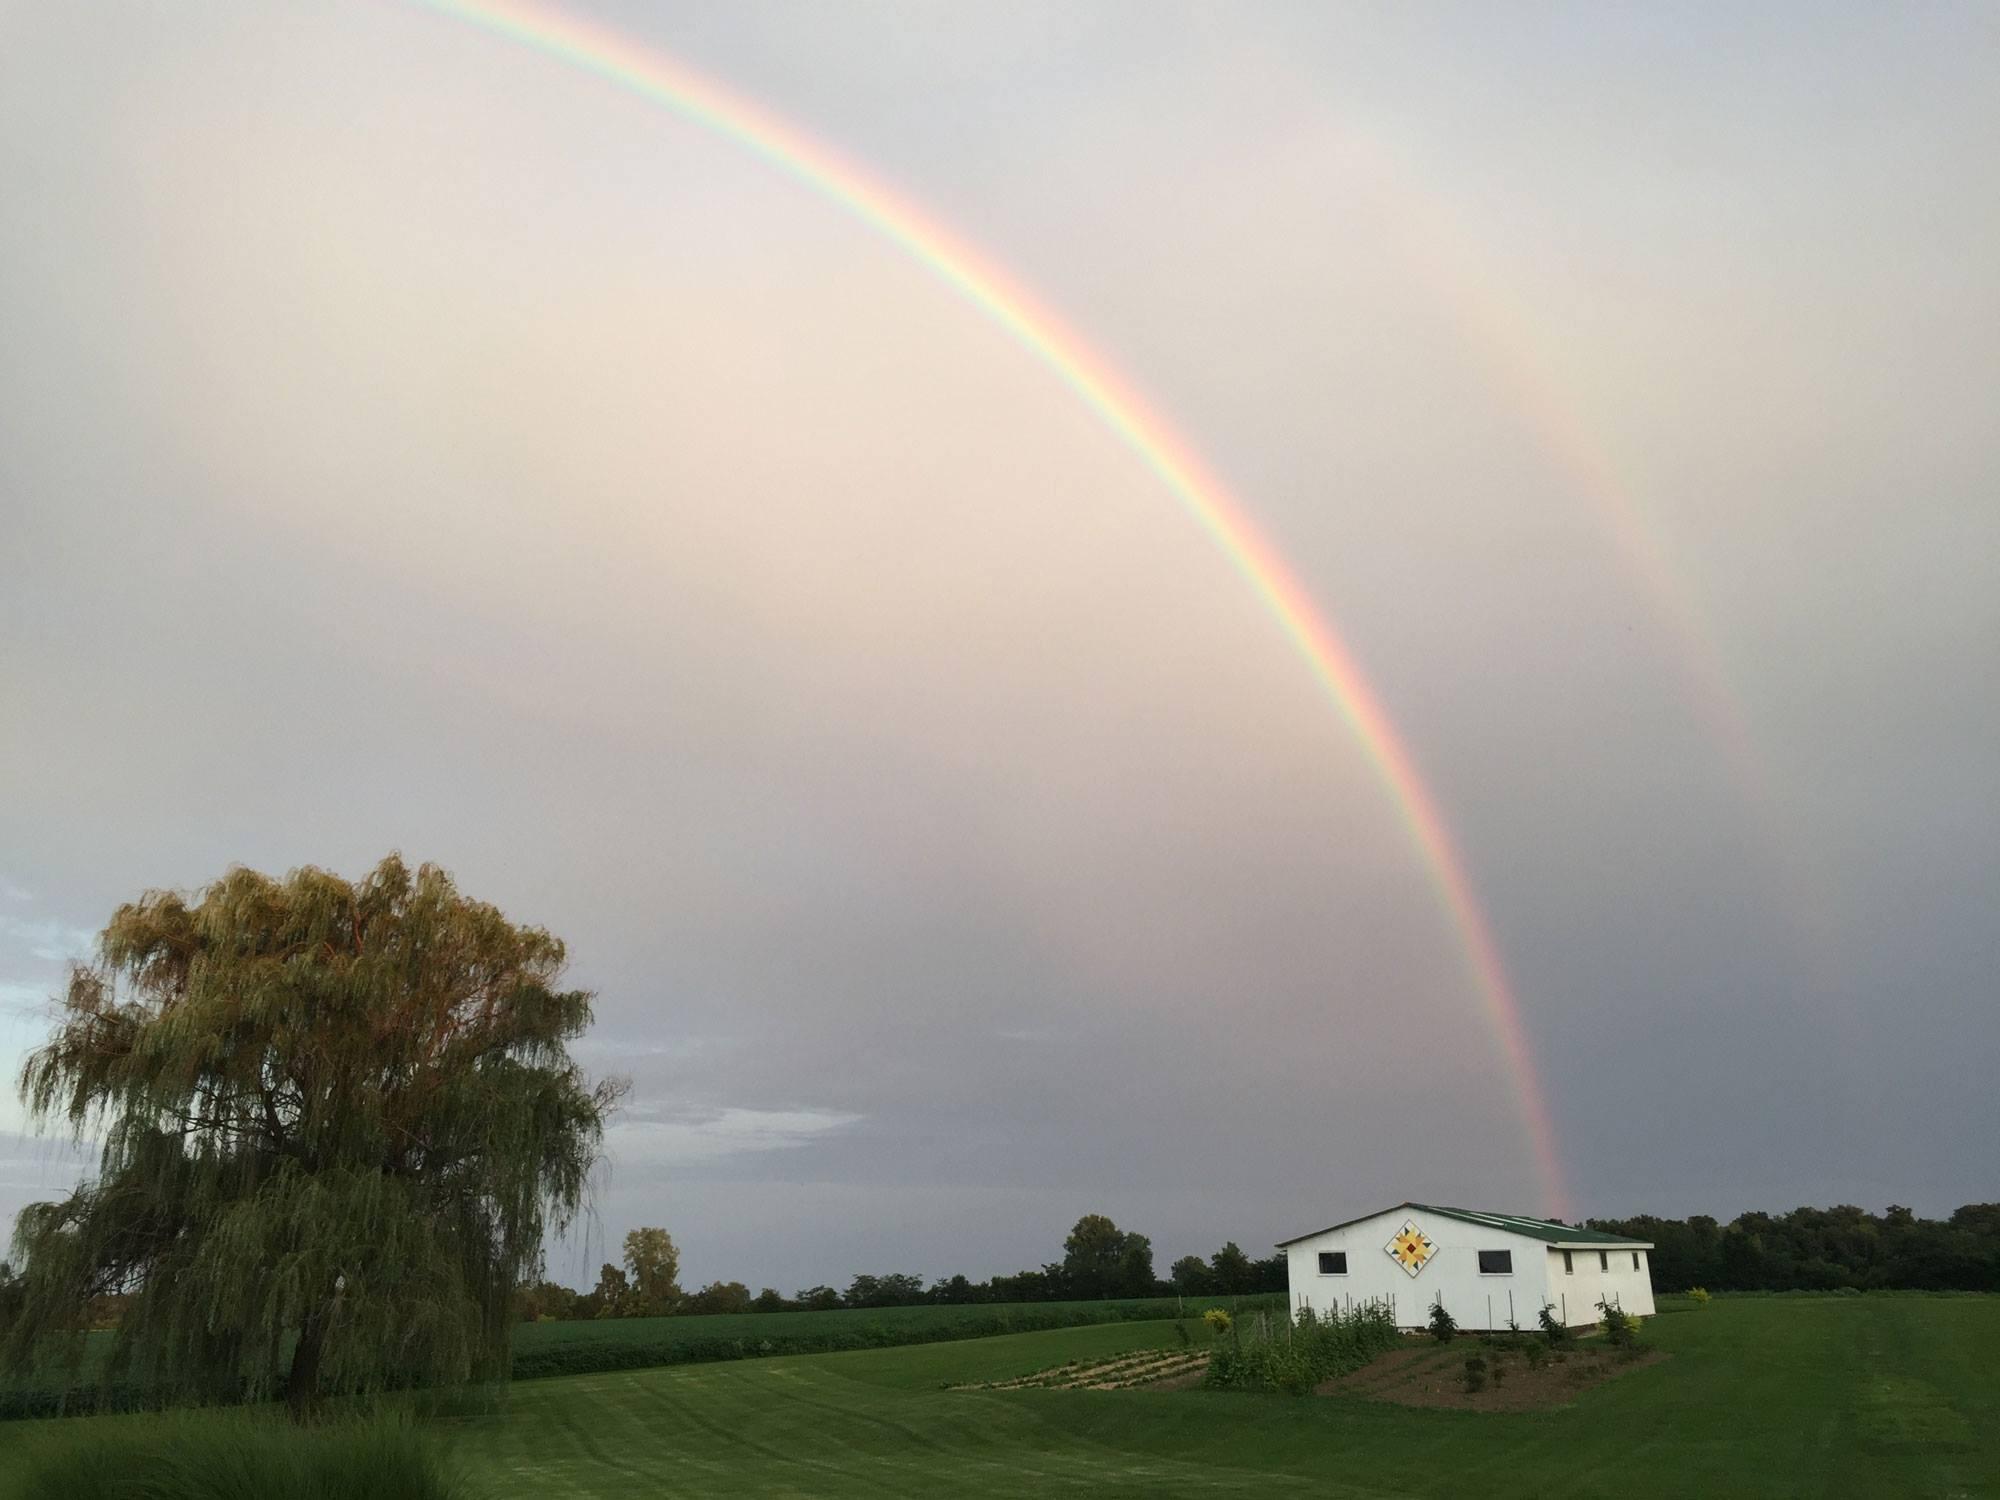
[1318,1340,1666,1411]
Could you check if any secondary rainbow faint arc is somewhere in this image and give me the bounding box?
[407,0,1570,1217]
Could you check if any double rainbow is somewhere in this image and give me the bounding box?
[406,0,1569,1216]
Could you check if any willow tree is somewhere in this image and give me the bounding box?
[2,855,623,1415]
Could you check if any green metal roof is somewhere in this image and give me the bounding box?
[1406,1203,1650,1247]
[1276,1201,1652,1249]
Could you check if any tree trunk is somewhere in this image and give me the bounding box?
[285,1308,327,1421]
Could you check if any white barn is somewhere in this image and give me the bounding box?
[1279,1202,1655,1331]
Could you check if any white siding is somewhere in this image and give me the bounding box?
[1542,1244,1657,1322]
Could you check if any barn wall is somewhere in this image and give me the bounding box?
[1283,1210,1551,1331]
[1540,1245,1657,1322]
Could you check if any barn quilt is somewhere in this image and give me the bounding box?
[1384,1220,1436,1276]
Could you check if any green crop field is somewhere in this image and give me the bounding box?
[506,1293,1278,1378]
[4,1296,1995,1498]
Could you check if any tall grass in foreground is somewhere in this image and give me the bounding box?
[4,1411,471,1500]
[1204,1301,1400,1395]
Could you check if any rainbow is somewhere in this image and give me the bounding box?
[403,0,1570,1216]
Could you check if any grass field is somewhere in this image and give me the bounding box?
[4,1296,1995,1498]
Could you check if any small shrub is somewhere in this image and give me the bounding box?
[1463,1354,1487,1393]
[1427,1299,1458,1343]
[1174,1319,1192,1348]
[1596,1298,1643,1350]
[1521,1340,1548,1370]
[1202,1308,1233,1336]
[1490,1358,1506,1386]
[1689,1287,1712,1306]
[1537,1303,1572,1347]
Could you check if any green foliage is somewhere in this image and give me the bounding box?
[1462,1353,1487,1392]
[1202,1301,1400,1396]
[1060,1215,1155,1300]
[1427,1298,1457,1342]
[683,1281,752,1316]
[5,1411,467,1500]
[1201,1308,1232,1336]
[1,856,621,1416]
[512,1281,577,1324]
[1597,1298,1643,1349]
[844,1273,927,1309]
[1689,1286,1712,1305]
[1586,1204,2000,1293]
[1521,1337,1548,1369]
[1207,1242,1253,1296]
[1537,1302,1573,1346]
[620,1229,681,1317]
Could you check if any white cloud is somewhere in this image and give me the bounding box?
[607,1106,863,1164]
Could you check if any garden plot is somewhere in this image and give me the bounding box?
[1317,1336,1665,1411]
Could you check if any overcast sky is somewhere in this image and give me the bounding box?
[2,1,1994,1292]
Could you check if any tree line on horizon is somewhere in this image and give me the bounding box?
[514,1213,1290,1321]
[1586,1203,2000,1293]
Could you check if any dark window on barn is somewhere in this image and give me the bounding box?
[1599,1251,1609,1271]
[1317,1252,1347,1275]
[1632,1252,1641,1271]
[1562,1250,1573,1275]
[1477,1249,1512,1274]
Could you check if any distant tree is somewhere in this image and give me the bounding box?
[751,1287,787,1313]
[592,1263,633,1318]
[929,1274,977,1305]
[1249,1253,1288,1293]
[844,1272,924,1309]
[796,1285,841,1312]
[684,1280,752,1315]
[1169,1255,1212,1295]
[515,1279,579,1323]
[1062,1215,1126,1299]
[1950,1204,2000,1238]
[1209,1242,1252,1296]
[844,1274,880,1308]
[0,857,620,1417]
[1062,1215,1155,1300]
[1588,1203,2000,1293]
[1114,1232,1157,1298]
[623,1228,682,1316]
